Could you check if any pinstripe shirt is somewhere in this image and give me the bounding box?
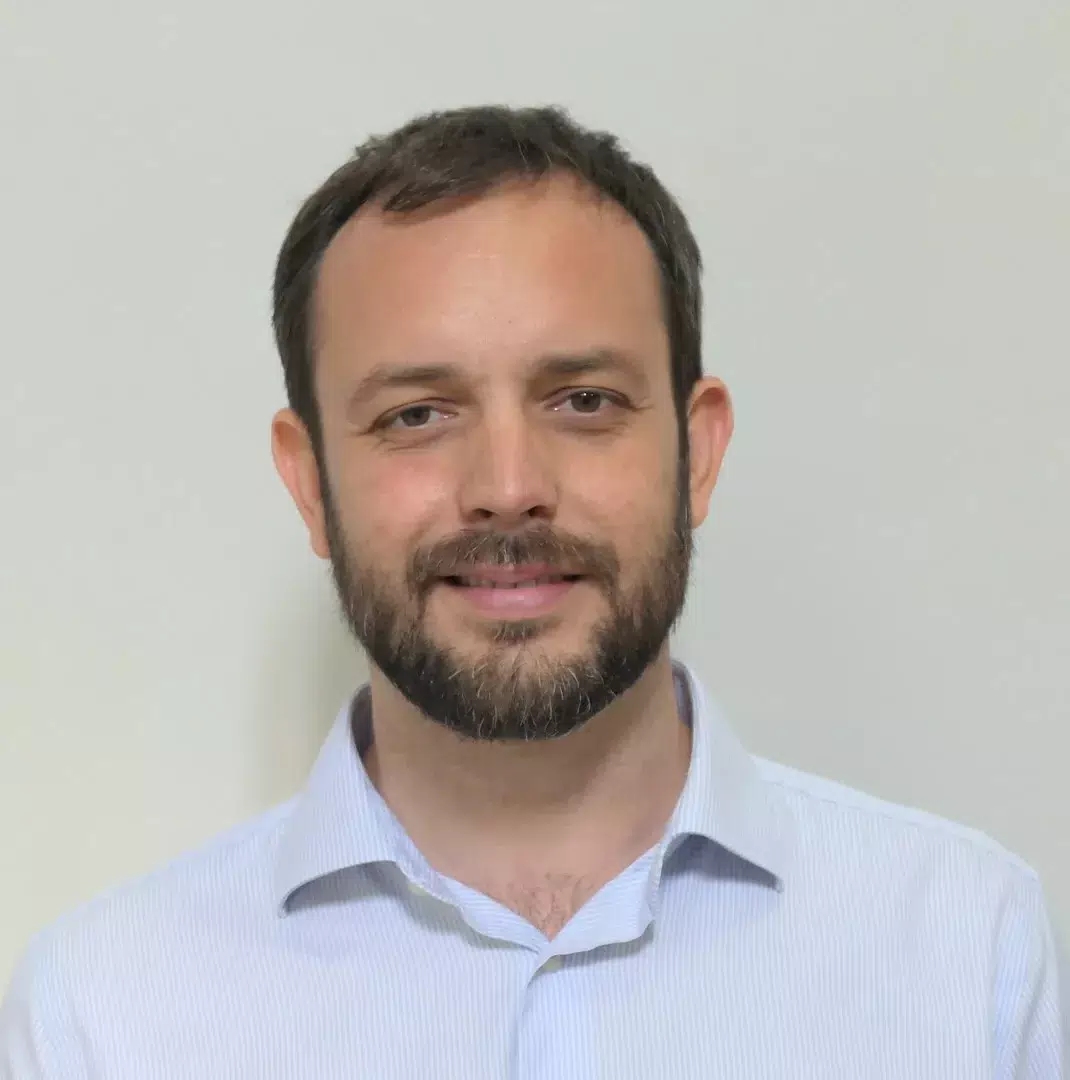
[2,662,1066,1078]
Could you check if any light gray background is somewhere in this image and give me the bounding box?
[1,0,1067,983]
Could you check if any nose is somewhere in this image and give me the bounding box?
[457,410,558,527]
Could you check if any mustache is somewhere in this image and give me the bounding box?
[407,526,620,593]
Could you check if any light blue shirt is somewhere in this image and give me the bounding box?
[2,662,1066,1078]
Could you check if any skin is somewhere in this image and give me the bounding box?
[272,173,733,937]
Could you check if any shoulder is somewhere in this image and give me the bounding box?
[4,798,298,1001]
[759,756,1033,868]
[756,755,1038,882]
[749,759,1065,1068]
[753,755,1050,946]
[1,800,299,1071]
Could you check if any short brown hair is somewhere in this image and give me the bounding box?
[272,104,704,456]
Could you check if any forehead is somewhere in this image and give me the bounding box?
[313,174,670,386]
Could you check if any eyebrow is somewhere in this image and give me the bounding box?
[345,348,648,414]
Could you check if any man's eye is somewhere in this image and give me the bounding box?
[557,390,615,414]
[385,405,447,430]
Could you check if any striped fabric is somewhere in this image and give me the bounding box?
[1,661,1065,1078]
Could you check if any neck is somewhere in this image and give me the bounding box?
[362,648,690,896]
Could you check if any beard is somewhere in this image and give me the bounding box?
[320,467,692,742]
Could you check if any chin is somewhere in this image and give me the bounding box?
[438,616,596,661]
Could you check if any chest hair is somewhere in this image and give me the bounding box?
[494,872,600,939]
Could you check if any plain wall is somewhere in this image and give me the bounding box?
[1,0,1067,983]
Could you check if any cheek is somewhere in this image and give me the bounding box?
[568,444,677,551]
[336,454,452,556]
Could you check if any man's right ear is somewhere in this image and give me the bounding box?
[270,408,330,560]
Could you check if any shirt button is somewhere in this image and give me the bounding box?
[406,880,427,897]
[539,956,562,974]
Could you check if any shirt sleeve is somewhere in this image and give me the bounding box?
[1057,929,1070,1075]
[993,872,1067,1079]
[0,934,91,1080]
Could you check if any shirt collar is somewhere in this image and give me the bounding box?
[274,685,403,912]
[664,661,792,886]
[274,660,792,912]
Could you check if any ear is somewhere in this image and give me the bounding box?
[271,408,331,559]
[685,377,734,529]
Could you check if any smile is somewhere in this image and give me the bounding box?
[438,566,585,618]
[445,573,582,589]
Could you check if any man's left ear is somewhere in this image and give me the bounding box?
[686,377,734,529]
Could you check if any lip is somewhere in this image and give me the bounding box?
[442,563,578,587]
[437,566,583,619]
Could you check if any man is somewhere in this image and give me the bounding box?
[1,104,1065,1078]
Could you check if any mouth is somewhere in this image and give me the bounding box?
[443,572,583,589]
[436,565,586,618]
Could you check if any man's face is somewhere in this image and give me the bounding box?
[280,176,724,740]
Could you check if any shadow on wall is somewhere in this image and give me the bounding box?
[248,565,368,809]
